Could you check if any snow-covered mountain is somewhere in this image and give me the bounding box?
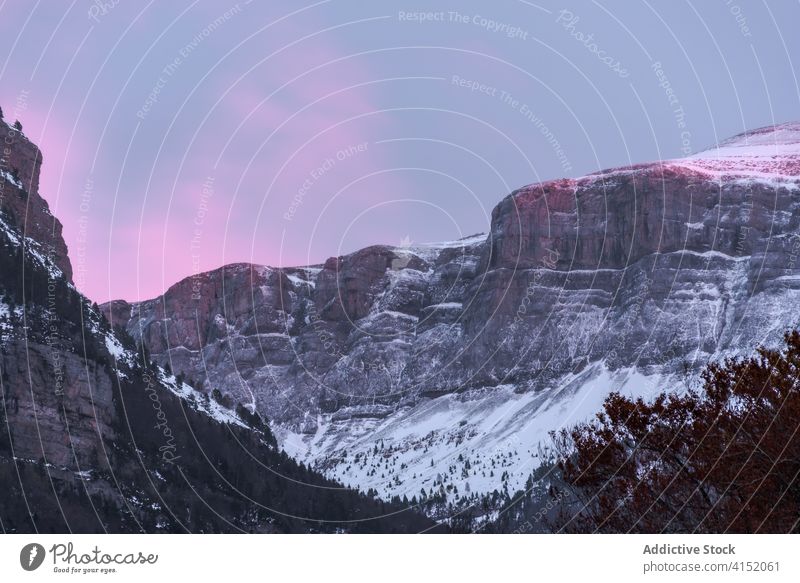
[104,122,800,503]
[0,117,434,533]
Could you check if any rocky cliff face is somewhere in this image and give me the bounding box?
[0,118,72,281]
[106,122,800,502]
[1,342,117,470]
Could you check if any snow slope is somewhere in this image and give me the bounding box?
[279,364,666,500]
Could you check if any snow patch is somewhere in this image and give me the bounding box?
[156,368,248,429]
[0,169,23,189]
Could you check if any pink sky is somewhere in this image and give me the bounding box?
[1,1,797,302]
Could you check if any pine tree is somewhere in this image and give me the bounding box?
[554,331,800,534]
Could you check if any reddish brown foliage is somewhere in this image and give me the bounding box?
[555,332,800,533]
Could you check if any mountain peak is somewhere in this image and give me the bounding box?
[0,117,73,281]
[681,121,800,180]
[712,120,800,150]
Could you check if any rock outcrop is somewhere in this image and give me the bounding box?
[1,342,116,470]
[0,118,72,280]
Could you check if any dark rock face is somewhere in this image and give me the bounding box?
[109,123,800,440]
[0,118,72,281]
[1,342,116,470]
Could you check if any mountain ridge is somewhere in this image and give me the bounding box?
[103,121,800,505]
[105,120,800,303]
